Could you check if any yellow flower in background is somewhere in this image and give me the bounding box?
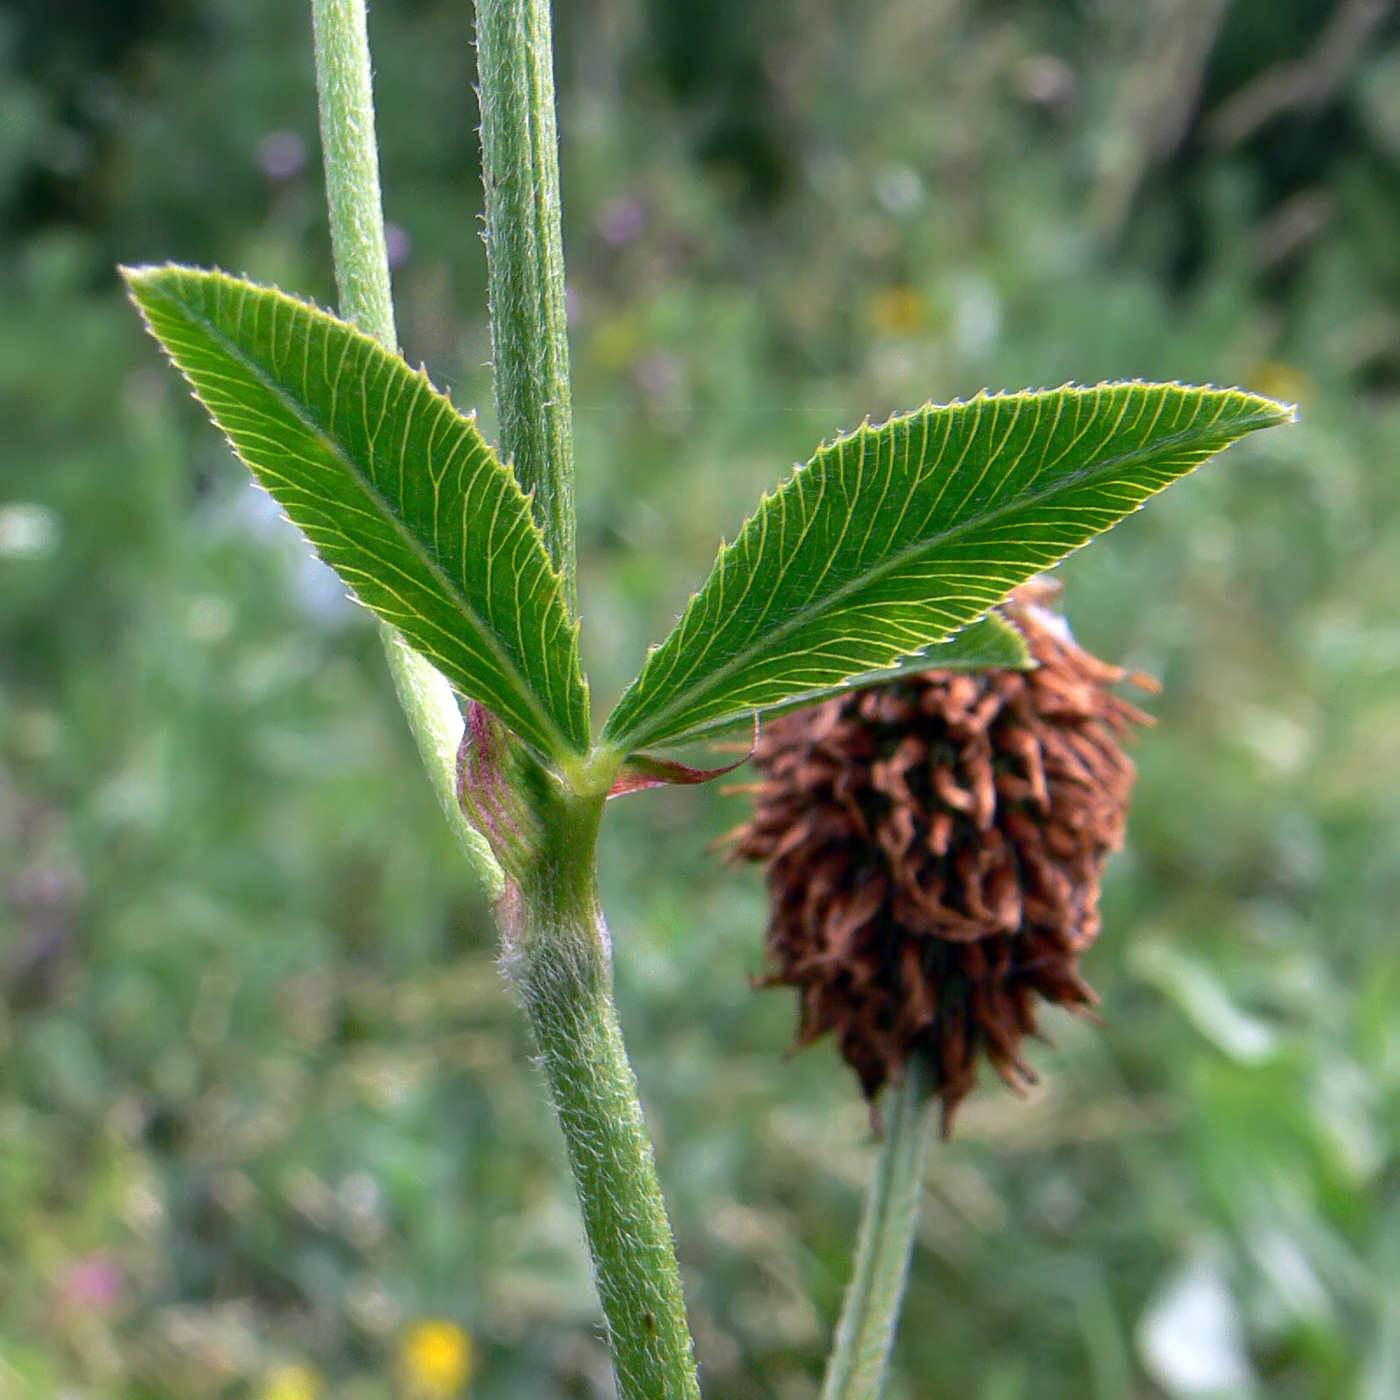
[260,1364,322,1400]
[868,285,926,337]
[401,1319,474,1398]
[590,317,642,371]
[1245,359,1311,408]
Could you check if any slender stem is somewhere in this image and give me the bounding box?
[314,5,697,1393]
[473,0,697,1381]
[311,0,502,894]
[475,0,577,604]
[312,0,397,348]
[382,634,503,897]
[821,1054,935,1400]
[511,783,700,1400]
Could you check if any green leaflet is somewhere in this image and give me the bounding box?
[655,612,1031,746]
[124,265,589,762]
[873,609,1031,673]
[602,383,1292,754]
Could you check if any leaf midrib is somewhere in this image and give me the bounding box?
[608,398,1280,750]
[159,279,577,757]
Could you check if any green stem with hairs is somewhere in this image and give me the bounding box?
[311,0,502,894]
[821,1053,936,1400]
[473,0,700,1387]
[475,0,577,601]
[506,768,701,1399]
[311,0,397,349]
[312,2,699,1395]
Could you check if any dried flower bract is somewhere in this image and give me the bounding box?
[729,580,1155,1132]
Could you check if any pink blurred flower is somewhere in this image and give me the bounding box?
[56,1253,123,1314]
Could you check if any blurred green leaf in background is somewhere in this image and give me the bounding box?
[3,0,1400,1396]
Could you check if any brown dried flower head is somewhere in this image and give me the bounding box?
[728,580,1155,1133]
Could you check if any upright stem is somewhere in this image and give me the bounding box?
[312,0,396,348]
[473,0,698,1387]
[312,0,502,894]
[314,3,699,1395]
[512,781,700,1399]
[475,0,577,603]
[821,1054,935,1400]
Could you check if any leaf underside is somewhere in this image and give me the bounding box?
[124,265,589,761]
[602,382,1292,754]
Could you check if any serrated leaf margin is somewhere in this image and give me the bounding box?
[602,381,1292,753]
[124,264,591,761]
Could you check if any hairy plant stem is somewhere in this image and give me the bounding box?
[473,0,699,1386]
[509,776,700,1399]
[821,1053,935,1400]
[315,0,698,1393]
[475,0,577,602]
[311,0,396,349]
[311,0,502,893]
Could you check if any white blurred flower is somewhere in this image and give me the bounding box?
[0,502,59,558]
[1138,1247,1255,1397]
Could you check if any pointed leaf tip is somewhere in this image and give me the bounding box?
[602,381,1291,753]
[125,264,589,761]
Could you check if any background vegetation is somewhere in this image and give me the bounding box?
[2,0,1399,1395]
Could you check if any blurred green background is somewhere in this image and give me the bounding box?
[2,0,1399,1395]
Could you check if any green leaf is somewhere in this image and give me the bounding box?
[757,609,1033,721]
[663,612,1031,746]
[603,383,1292,753]
[124,265,589,761]
[894,610,1031,672]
